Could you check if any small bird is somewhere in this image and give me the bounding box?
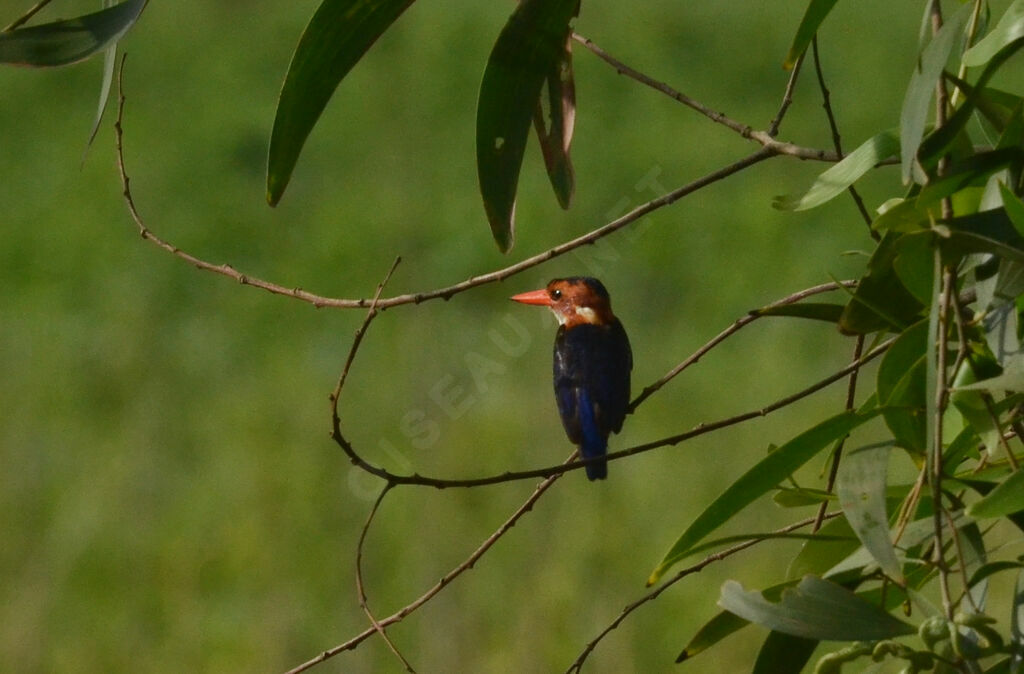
[511,277,632,480]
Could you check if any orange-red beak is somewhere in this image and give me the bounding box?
[510,289,552,306]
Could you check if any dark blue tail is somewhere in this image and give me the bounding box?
[578,390,608,480]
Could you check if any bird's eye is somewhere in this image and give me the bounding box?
[550,289,562,300]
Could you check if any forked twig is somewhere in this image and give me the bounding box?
[566,512,842,672]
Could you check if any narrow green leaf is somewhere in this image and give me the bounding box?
[266,0,417,206]
[84,0,118,152]
[893,231,936,305]
[0,0,147,67]
[837,444,903,582]
[1011,569,1024,659]
[968,560,1024,589]
[676,610,750,663]
[877,320,928,452]
[718,576,915,641]
[900,4,971,184]
[773,129,899,211]
[751,631,818,674]
[476,0,580,252]
[942,209,1024,265]
[918,34,1024,165]
[678,582,800,663]
[1000,181,1024,238]
[968,469,1024,518]
[788,515,860,580]
[754,302,844,323]
[839,232,925,335]
[917,148,1024,208]
[964,0,1024,66]
[648,410,880,585]
[783,0,840,69]
[955,357,1024,394]
[532,32,575,209]
[873,198,931,234]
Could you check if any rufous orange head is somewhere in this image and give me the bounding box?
[510,277,615,328]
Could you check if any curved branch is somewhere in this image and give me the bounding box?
[335,308,893,488]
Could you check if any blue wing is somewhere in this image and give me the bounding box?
[553,321,631,480]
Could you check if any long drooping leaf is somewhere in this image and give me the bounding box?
[648,410,880,585]
[968,469,1024,518]
[837,443,903,582]
[477,0,580,252]
[0,0,147,67]
[964,0,1024,66]
[719,576,915,641]
[900,4,971,184]
[266,0,417,206]
[783,0,839,69]
[532,31,575,209]
[772,129,899,211]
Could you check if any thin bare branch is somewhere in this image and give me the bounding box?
[566,512,842,672]
[572,33,838,162]
[2,0,53,32]
[810,37,876,236]
[629,279,856,411]
[283,456,572,674]
[354,485,415,672]
[768,49,805,137]
[814,334,865,532]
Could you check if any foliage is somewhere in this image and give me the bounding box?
[7,0,1024,672]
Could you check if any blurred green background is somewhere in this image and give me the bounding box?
[3,1,1015,671]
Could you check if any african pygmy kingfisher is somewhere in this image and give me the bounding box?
[511,277,632,480]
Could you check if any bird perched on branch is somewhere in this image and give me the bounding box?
[511,277,632,480]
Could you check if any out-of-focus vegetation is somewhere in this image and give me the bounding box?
[4,1,1020,671]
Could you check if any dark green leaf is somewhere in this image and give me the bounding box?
[754,302,844,323]
[476,0,580,251]
[964,0,1024,66]
[532,32,575,209]
[677,582,799,663]
[1001,181,1024,238]
[839,232,925,335]
[918,148,1024,208]
[877,320,928,452]
[893,232,936,305]
[783,0,839,69]
[0,0,147,68]
[676,610,750,663]
[648,410,880,585]
[942,208,1024,265]
[837,444,903,581]
[773,129,899,211]
[918,35,1024,164]
[266,0,417,206]
[872,198,931,234]
[787,515,860,580]
[900,4,971,184]
[968,468,1024,518]
[773,486,832,507]
[968,560,1024,588]
[751,631,818,674]
[718,575,915,641]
